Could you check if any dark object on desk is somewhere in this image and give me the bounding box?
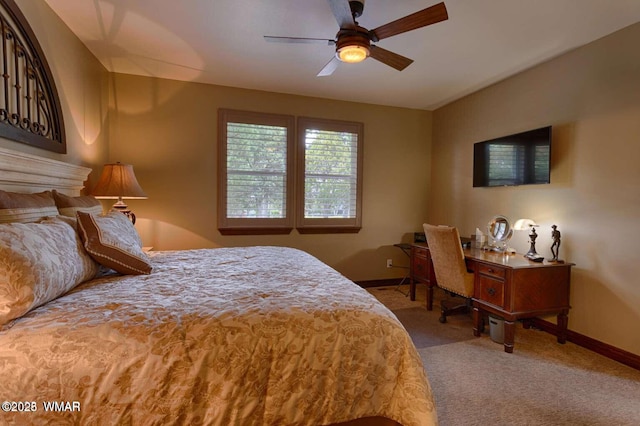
[414,232,426,243]
[416,229,471,247]
[460,237,472,246]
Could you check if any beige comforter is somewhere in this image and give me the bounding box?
[0,246,437,425]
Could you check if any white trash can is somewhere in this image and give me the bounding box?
[489,315,504,344]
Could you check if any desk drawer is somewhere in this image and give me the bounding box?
[477,264,506,280]
[412,253,429,281]
[477,275,505,308]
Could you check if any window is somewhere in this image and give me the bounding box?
[217,109,294,234]
[218,111,363,235]
[296,117,363,233]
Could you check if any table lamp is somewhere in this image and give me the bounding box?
[513,218,541,260]
[91,162,147,224]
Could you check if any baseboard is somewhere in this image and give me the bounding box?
[529,318,640,371]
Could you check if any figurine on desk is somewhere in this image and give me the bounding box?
[524,225,544,262]
[550,224,564,263]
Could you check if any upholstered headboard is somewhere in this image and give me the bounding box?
[0,146,91,195]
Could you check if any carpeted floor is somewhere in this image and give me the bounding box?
[392,306,475,348]
[368,284,640,426]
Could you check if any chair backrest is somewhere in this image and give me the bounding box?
[423,224,474,298]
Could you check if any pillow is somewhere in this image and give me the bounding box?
[0,190,58,223]
[76,211,152,275]
[0,217,100,325]
[52,190,103,217]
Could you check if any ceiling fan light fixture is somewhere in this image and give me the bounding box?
[267,2,449,76]
[337,44,369,63]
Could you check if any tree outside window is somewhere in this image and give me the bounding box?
[218,110,294,235]
[297,117,363,233]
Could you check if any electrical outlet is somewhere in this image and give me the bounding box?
[386,259,393,268]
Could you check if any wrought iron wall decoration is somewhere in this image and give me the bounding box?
[0,0,65,153]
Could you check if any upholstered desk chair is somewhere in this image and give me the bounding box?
[423,224,475,323]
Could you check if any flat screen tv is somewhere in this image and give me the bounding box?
[473,126,551,187]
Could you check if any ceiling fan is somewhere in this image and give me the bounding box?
[264,0,448,76]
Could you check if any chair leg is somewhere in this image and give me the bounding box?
[439,297,470,323]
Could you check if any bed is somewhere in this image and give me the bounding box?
[0,147,437,426]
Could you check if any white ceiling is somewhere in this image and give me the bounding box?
[44,0,640,110]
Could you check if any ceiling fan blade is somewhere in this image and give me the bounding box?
[369,45,414,71]
[327,0,356,29]
[264,36,335,45]
[317,56,341,77]
[370,2,448,41]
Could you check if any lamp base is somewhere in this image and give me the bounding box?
[525,253,544,262]
[524,248,539,258]
[524,229,539,259]
[111,204,136,225]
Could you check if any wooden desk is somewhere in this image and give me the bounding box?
[409,243,573,353]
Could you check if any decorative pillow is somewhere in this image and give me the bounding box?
[52,190,103,217]
[76,211,152,275]
[0,217,100,326]
[0,190,58,223]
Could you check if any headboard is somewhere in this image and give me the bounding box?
[0,146,91,195]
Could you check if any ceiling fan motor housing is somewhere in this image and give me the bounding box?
[349,0,365,18]
[264,1,448,75]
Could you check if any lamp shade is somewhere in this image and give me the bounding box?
[91,162,147,199]
[513,218,537,231]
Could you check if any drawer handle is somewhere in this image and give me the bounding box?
[487,288,496,296]
[488,268,495,273]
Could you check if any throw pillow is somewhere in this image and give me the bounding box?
[76,211,152,275]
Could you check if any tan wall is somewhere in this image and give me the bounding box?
[108,74,432,281]
[0,1,109,183]
[432,23,640,355]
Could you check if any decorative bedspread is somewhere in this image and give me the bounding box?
[0,246,437,425]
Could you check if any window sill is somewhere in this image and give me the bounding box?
[296,226,361,234]
[218,227,293,236]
